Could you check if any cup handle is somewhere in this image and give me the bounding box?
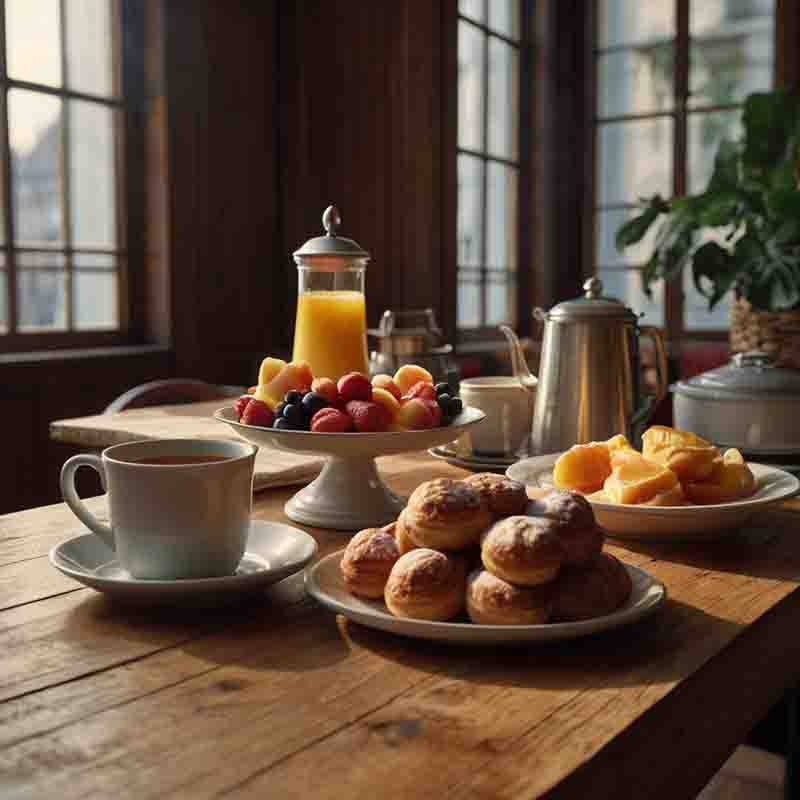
[60,454,115,551]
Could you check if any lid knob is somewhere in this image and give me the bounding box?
[322,205,341,237]
[584,276,604,299]
[732,351,774,369]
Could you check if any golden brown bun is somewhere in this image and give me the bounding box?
[527,490,603,565]
[341,527,401,599]
[384,549,467,621]
[401,478,493,551]
[480,515,565,586]
[463,473,529,516]
[394,512,420,555]
[466,568,552,625]
[551,552,632,622]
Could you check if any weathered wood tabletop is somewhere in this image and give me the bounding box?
[3,408,800,798]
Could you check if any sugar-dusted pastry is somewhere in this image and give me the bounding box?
[340,526,401,599]
[463,473,529,516]
[480,515,565,586]
[684,448,756,505]
[641,425,719,483]
[603,449,680,505]
[393,514,419,555]
[400,478,493,551]
[384,548,467,621]
[466,568,553,625]
[528,489,604,565]
[551,552,632,622]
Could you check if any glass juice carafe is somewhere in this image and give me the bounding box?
[292,206,370,381]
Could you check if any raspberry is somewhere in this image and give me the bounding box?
[241,398,275,428]
[345,400,392,433]
[235,394,254,419]
[337,372,373,404]
[402,381,437,403]
[310,407,355,433]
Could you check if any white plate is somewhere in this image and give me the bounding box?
[305,549,666,645]
[50,520,318,605]
[428,445,517,473]
[215,406,487,530]
[507,453,800,542]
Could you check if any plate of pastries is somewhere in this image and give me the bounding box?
[305,474,666,644]
[506,426,800,542]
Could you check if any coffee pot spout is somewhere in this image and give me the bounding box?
[499,325,538,393]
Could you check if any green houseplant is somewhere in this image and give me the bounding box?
[617,89,800,315]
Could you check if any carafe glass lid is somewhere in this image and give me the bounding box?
[547,277,638,322]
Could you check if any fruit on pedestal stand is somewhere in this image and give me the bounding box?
[371,387,401,425]
[254,362,314,410]
[310,407,355,433]
[311,377,339,406]
[402,381,437,403]
[345,400,392,432]
[394,365,434,395]
[396,397,437,430]
[338,373,373,404]
[235,395,254,419]
[372,374,403,401]
[257,357,287,386]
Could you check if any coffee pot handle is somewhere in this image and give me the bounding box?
[632,326,668,435]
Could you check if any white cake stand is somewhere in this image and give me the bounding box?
[214,406,485,530]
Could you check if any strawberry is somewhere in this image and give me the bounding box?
[345,400,391,433]
[402,381,437,403]
[310,407,354,433]
[235,394,254,419]
[337,372,373,404]
[241,398,274,428]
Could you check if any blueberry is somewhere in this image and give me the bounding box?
[435,382,452,397]
[437,393,453,414]
[285,389,302,405]
[274,401,287,418]
[283,403,304,426]
[302,391,329,419]
[274,417,295,430]
[449,397,463,416]
[440,414,453,427]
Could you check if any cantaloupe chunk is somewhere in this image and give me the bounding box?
[603,450,679,505]
[641,425,719,482]
[683,448,756,505]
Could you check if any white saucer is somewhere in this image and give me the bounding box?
[306,550,666,645]
[428,444,519,473]
[50,520,318,605]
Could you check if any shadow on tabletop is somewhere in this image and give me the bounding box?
[608,514,800,582]
[335,596,742,692]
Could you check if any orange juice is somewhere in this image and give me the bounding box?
[292,290,369,381]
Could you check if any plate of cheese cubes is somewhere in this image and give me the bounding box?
[506,426,800,541]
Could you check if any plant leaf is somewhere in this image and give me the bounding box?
[615,195,668,251]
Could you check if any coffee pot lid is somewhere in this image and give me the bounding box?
[293,205,370,260]
[546,277,638,322]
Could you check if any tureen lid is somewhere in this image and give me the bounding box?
[674,351,800,399]
[546,277,638,322]
[293,205,370,260]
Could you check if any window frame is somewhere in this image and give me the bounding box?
[453,0,534,346]
[587,0,779,346]
[0,0,136,353]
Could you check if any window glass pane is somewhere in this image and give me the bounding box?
[459,0,485,24]
[69,101,117,248]
[487,39,519,160]
[687,108,742,194]
[457,154,484,267]
[598,118,672,206]
[683,266,731,330]
[74,252,115,268]
[9,90,63,247]
[17,251,66,268]
[17,270,66,330]
[0,271,6,331]
[5,0,62,86]
[597,268,664,326]
[488,0,520,40]
[74,271,117,329]
[598,47,674,118]
[65,0,115,97]
[690,1,774,109]
[596,208,663,267]
[487,269,515,326]
[458,21,485,151]
[486,162,517,269]
[458,270,481,328]
[598,0,674,50]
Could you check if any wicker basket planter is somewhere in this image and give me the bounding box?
[730,297,800,369]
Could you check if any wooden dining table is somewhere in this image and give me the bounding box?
[3,403,800,798]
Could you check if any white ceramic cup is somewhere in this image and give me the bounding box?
[458,377,535,457]
[60,438,257,580]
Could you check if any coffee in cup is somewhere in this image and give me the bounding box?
[60,438,257,580]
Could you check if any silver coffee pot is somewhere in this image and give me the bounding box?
[502,277,667,454]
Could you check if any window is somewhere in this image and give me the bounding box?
[593,0,775,336]
[0,0,125,347]
[456,0,527,334]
